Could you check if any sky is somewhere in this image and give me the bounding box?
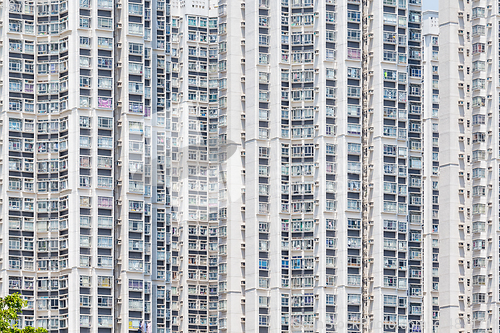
[423,0,438,11]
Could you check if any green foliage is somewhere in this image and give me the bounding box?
[0,293,47,333]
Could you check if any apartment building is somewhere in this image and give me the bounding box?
[439,0,500,332]
[242,0,426,331]
[0,0,443,332]
[0,0,171,332]
[422,10,440,332]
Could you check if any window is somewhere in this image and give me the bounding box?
[97,37,113,49]
[472,25,485,36]
[347,10,360,22]
[79,17,91,28]
[472,60,485,72]
[472,42,485,54]
[129,23,144,35]
[97,17,112,29]
[472,293,486,304]
[471,7,485,18]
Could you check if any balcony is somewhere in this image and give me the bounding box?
[97,137,112,149]
[410,268,422,278]
[384,276,397,288]
[384,239,397,250]
[347,256,361,267]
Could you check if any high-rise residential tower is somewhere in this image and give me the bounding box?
[0,0,447,332]
[439,0,500,332]
[0,0,171,332]
[422,10,440,333]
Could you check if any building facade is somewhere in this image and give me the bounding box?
[439,0,500,332]
[0,0,453,333]
[1,0,171,332]
[422,10,440,333]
